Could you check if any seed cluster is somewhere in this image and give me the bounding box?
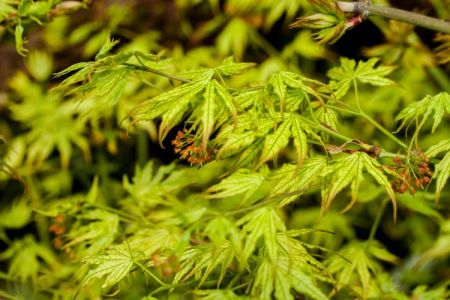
[171,129,213,165]
[390,151,433,194]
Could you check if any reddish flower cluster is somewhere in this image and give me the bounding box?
[390,151,433,194]
[171,129,213,165]
[49,215,66,249]
[150,253,178,278]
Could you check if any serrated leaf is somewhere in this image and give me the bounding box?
[326,241,397,296]
[217,132,256,158]
[252,259,274,299]
[290,114,309,167]
[202,81,216,148]
[131,80,207,122]
[322,153,363,212]
[82,244,139,289]
[433,151,450,205]
[213,79,238,127]
[252,232,330,300]
[232,138,265,170]
[278,256,328,300]
[269,157,327,206]
[395,92,450,134]
[426,139,450,158]
[327,58,395,99]
[207,169,265,200]
[238,207,286,264]
[322,153,396,220]
[360,153,397,221]
[216,57,256,76]
[260,119,292,164]
[267,72,319,112]
[173,241,236,287]
[159,96,193,144]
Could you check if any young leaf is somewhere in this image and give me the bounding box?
[326,241,398,297]
[207,168,265,200]
[252,232,330,300]
[395,92,450,134]
[215,57,256,76]
[259,118,292,165]
[327,58,396,99]
[322,152,396,219]
[202,80,217,148]
[173,241,237,287]
[426,139,450,158]
[266,71,320,112]
[269,157,327,206]
[82,244,140,289]
[237,207,286,264]
[131,80,207,123]
[290,114,311,167]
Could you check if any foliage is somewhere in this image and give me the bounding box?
[0,0,449,299]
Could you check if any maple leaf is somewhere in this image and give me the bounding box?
[395,92,450,134]
[81,244,142,289]
[326,241,398,298]
[327,58,396,99]
[172,241,237,287]
[321,152,397,220]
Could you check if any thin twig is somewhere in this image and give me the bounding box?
[122,63,191,83]
[337,1,450,34]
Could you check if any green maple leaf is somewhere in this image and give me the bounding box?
[395,92,450,134]
[206,168,266,201]
[259,113,321,166]
[326,241,398,297]
[82,244,141,289]
[215,113,274,159]
[425,139,450,205]
[251,231,331,300]
[237,207,286,264]
[266,71,320,113]
[327,58,396,99]
[131,78,237,146]
[173,241,237,287]
[268,157,327,206]
[322,152,397,220]
[215,56,256,76]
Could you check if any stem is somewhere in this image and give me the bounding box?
[360,111,408,149]
[353,80,407,149]
[134,260,168,286]
[122,63,191,83]
[368,197,389,242]
[337,1,450,34]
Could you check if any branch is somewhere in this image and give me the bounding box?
[337,1,450,34]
